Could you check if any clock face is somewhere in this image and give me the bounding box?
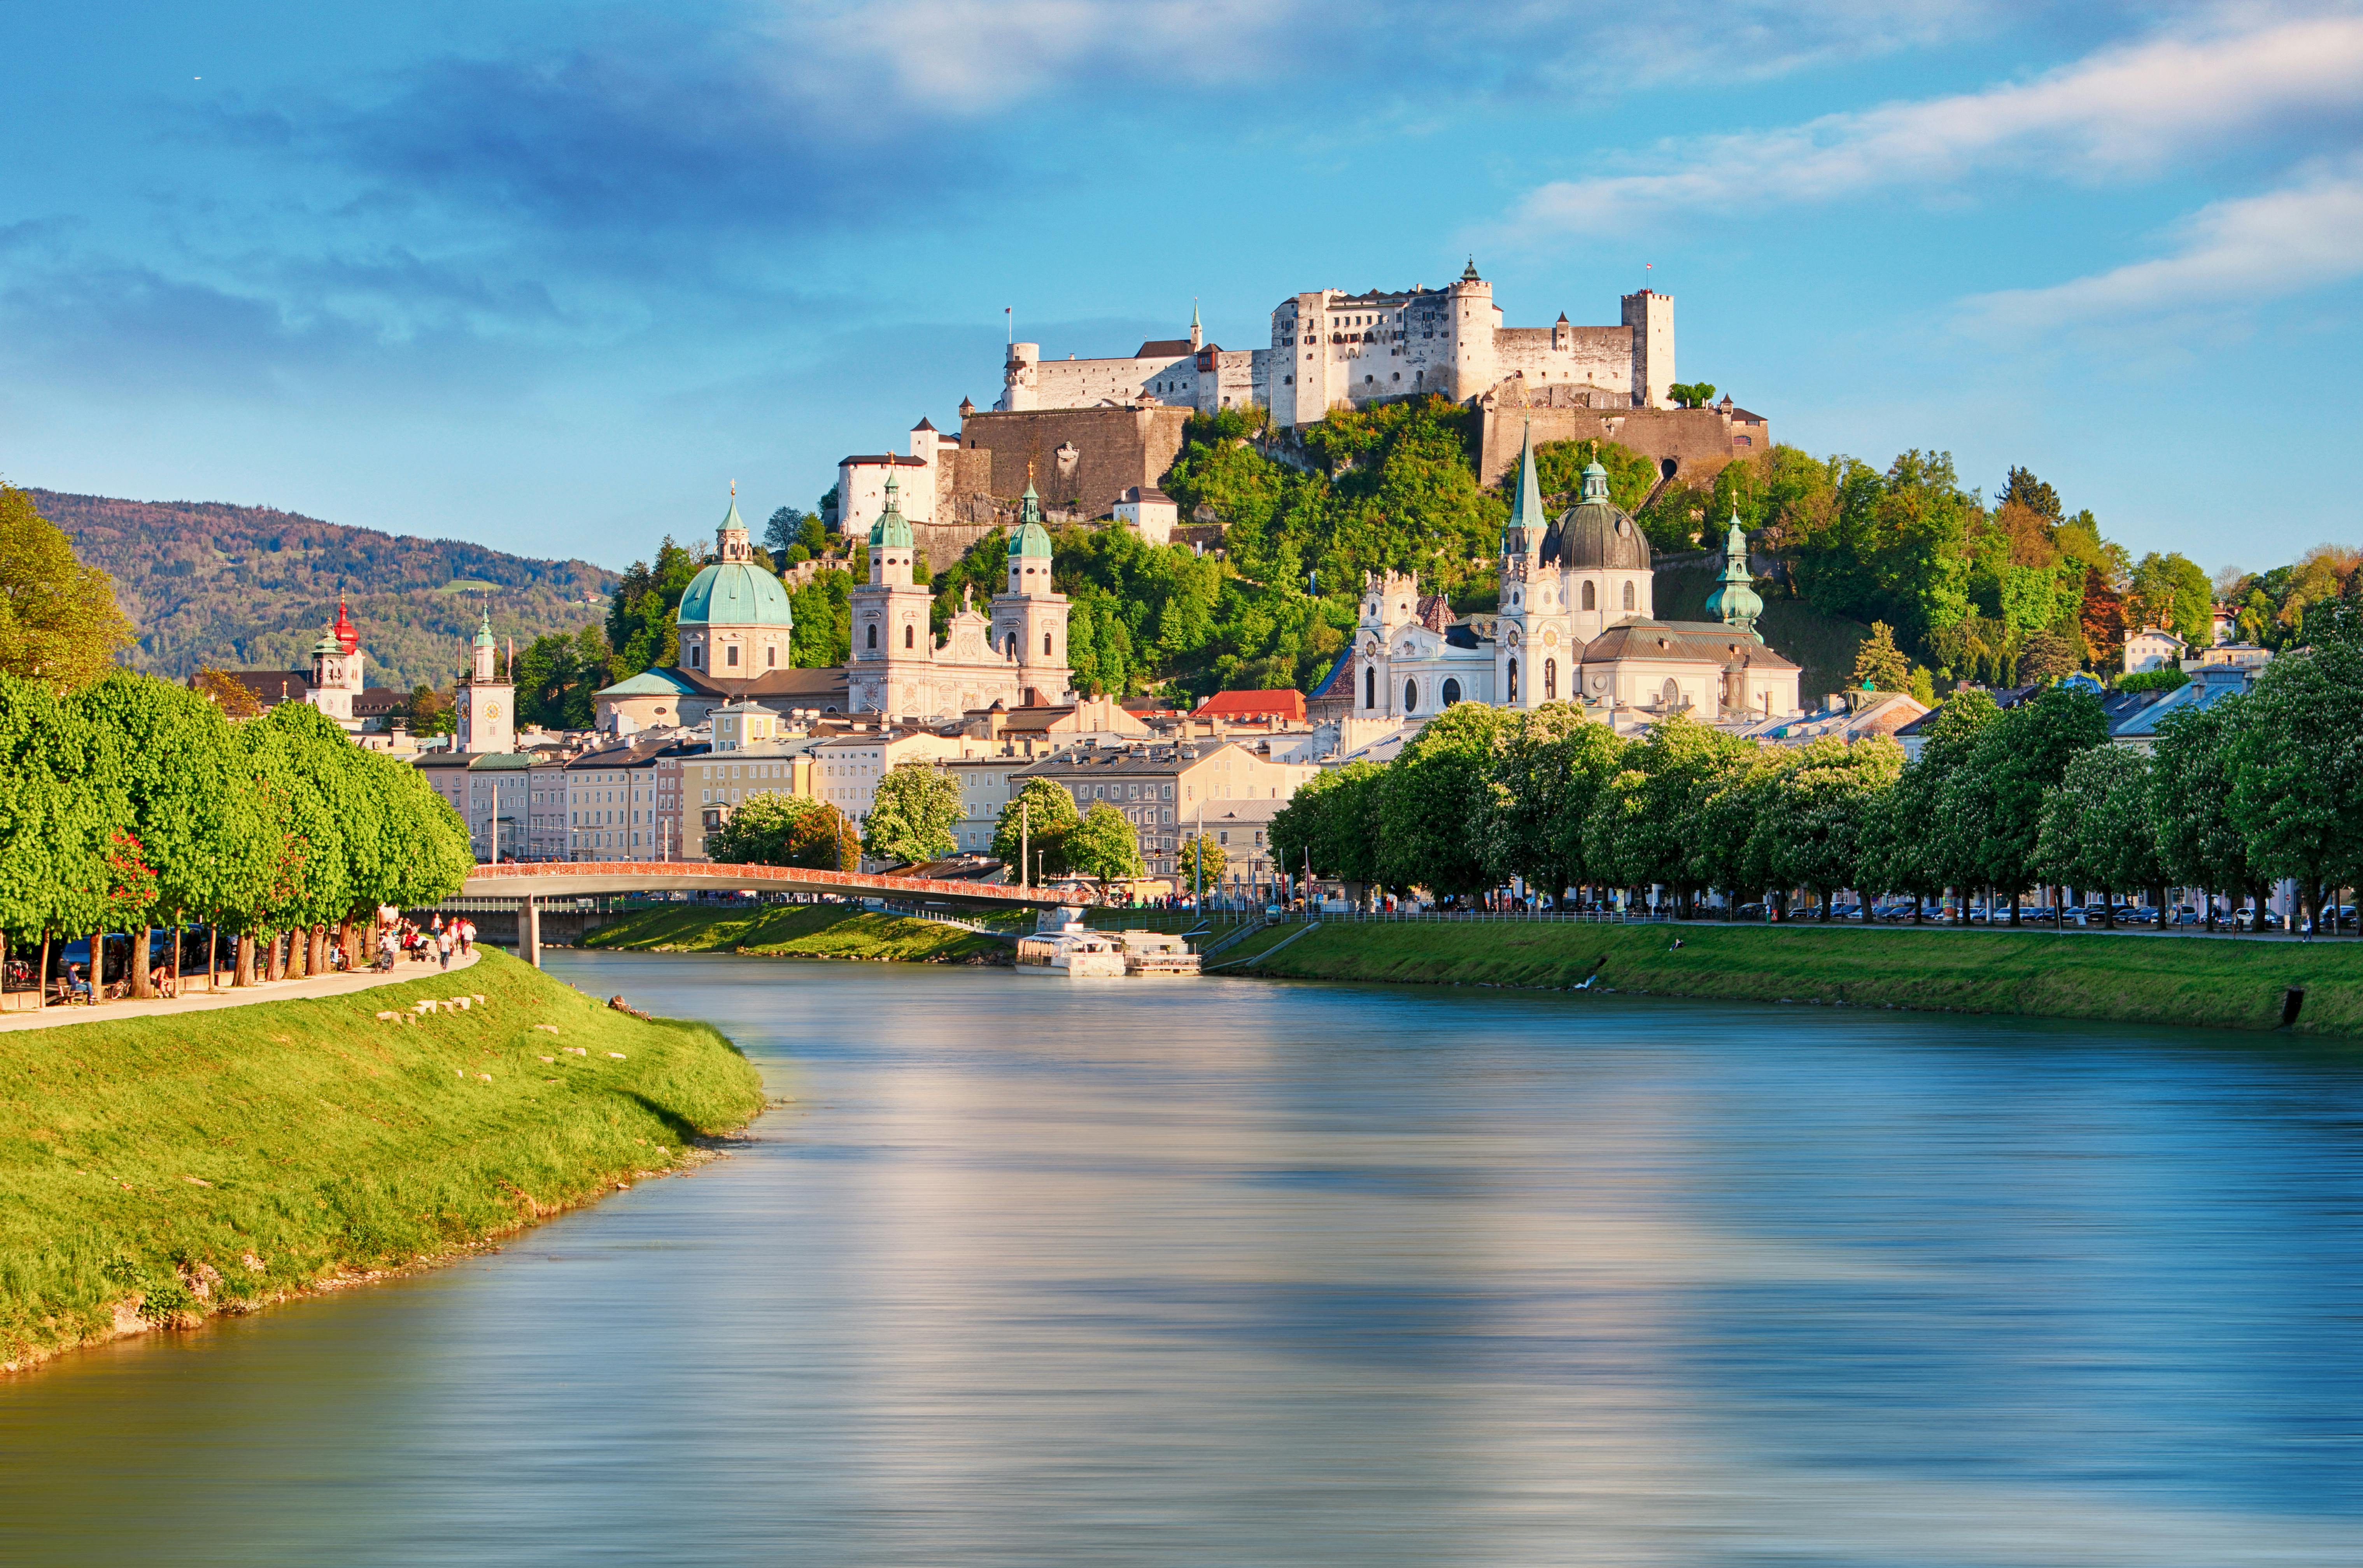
[484,702,501,719]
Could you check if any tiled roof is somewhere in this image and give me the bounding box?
[1582,619,1798,671]
[1195,689,1307,722]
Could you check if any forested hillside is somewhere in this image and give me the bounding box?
[35,490,614,691]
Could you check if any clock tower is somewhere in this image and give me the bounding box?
[457,610,514,754]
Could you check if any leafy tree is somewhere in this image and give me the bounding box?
[790,566,855,668]
[1999,466,2063,522]
[2126,551,2213,647]
[1666,382,1719,409]
[1270,760,1383,889]
[709,792,821,866]
[1532,439,1655,511]
[514,625,611,730]
[1944,683,2107,919]
[1907,666,1936,706]
[0,483,135,689]
[1482,704,1599,896]
[1067,802,1145,893]
[2149,698,2261,928]
[2016,625,2082,683]
[1375,703,1511,898]
[765,506,823,562]
[1176,833,1226,892]
[1871,689,1998,919]
[2226,641,2363,931]
[788,803,863,872]
[1852,621,1909,691]
[863,761,962,866]
[2116,668,2188,694]
[2033,747,2160,924]
[404,684,457,738]
[991,778,1079,881]
[191,668,263,717]
[0,673,109,989]
[604,536,702,677]
[1754,735,1904,918]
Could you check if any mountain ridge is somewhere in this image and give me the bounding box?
[33,488,617,693]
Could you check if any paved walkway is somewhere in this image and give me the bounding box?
[0,948,481,1034]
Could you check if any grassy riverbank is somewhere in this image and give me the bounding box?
[1221,920,2363,1038]
[0,949,765,1372]
[582,904,1009,964]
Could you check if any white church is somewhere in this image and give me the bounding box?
[1341,428,1801,725]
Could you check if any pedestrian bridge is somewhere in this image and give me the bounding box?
[455,861,1068,966]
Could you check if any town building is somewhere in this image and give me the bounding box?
[455,612,515,756]
[192,594,408,737]
[566,733,704,862]
[1332,432,1800,728]
[1011,738,1319,885]
[1113,486,1179,544]
[2123,626,2188,673]
[2193,642,2270,670]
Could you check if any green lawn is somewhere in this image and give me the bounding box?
[1229,920,2363,1038]
[0,949,764,1370]
[582,903,1009,963]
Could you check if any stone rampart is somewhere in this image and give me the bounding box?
[1477,387,1767,491]
[955,406,1195,518]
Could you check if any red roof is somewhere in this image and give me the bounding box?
[1193,689,1306,722]
[332,593,359,655]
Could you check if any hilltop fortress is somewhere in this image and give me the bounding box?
[999,261,1671,422]
[838,262,1766,546]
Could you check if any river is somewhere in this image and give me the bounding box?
[3,955,2358,1566]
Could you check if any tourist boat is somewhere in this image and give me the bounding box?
[1116,930,1202,977]
[1014,908,1128,978]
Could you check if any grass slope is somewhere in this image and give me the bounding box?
[1233,920,2363,1038]
[582,904,1009,963]
[0,950,764,1371]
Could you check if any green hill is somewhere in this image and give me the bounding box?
[33,490,617,693]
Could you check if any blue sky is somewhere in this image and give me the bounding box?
[4,1,2359,576]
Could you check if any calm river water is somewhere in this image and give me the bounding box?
[4,956,2360,1566]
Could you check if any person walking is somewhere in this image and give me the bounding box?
[436,927,454,971]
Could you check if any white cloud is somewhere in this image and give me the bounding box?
[1506,10,2363,233]
[1964,157,2363,326]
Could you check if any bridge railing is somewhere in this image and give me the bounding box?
[462,861,1069,906]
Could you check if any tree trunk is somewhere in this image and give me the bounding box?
[2008,892,2020,927]
[233,933,252,987]
[266,931,283,983]
[130,927,152,999]
[208,926,218,991]
[171,916,182,995]
[36,933,48,1010]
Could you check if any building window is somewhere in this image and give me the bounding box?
[1623,581,1636,611]
[903,624,915,649]
[767,646,777,667]
[1545,658,1557,700]
[1404,679,1418,712]
[867,624,878,649]
[1044,632,1053,656]
[1662,678,1681,707]
[1443,677,1462,707]
[1582,581,1595,611]
[1363,665,1375,709]
[1505,660,1517,702]
[726,644,739,667]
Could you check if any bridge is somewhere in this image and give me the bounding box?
[456,861,1070,966]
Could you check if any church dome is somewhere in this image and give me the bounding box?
[1009,481,1053,559]
[680,496,794,628]
[1554,462,1651,572]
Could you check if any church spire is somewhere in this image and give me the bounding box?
[1189,297,1203,350]
[1501,420,1543,556]
[1703,511,1764,640]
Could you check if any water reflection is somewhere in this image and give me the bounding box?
[3,956,2357,1566]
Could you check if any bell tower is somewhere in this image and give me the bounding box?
[990,480,1073,707]
[457,610,514,754]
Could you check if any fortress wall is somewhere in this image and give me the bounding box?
[956,406,1195,518]
[1478,401,1765,492]
[1491,326,1633,401]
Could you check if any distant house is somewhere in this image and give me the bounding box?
[2122,626,2187,674]
[1112,486,1180,545]
[2193,642,2270,671]
[1195,688,1308,726]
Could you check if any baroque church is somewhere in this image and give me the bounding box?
[593,473,1074,733]
[1344,427,1800,724]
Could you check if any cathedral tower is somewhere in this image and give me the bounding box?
[990,481,1074,706]
[848,469,936,716]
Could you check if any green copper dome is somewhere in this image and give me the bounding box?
[1009,480,1052,559]
[1703,513,1764,638]
[472,610,496,649]
[680,494,794,629]
[868,468,915,551]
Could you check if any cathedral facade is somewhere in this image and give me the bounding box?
[844,471,1075,721]
[1349,429,1800,725]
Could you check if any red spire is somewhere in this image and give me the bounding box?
[333,592,359,655]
